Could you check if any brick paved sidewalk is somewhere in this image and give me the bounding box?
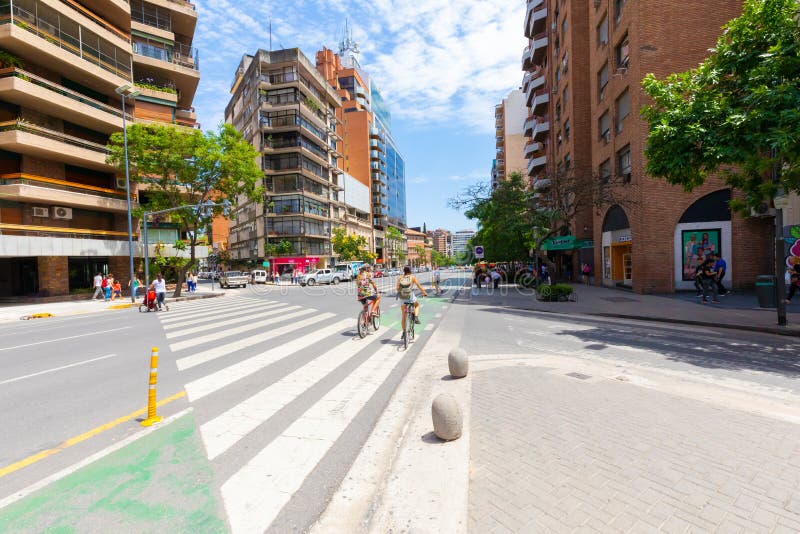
[469,365,800,533]
[467,283,800,337]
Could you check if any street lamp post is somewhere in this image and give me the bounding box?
[115,84,140,303]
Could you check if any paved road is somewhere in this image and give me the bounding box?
[0,271,462,532]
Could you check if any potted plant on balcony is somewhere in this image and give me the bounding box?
[0,49,24,70]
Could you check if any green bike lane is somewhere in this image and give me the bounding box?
[0,284,460,533]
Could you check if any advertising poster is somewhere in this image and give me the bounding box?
[682,229,720,281]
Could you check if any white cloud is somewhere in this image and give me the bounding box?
[192,0,527,133]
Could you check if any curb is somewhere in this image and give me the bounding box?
[496,304,800,338]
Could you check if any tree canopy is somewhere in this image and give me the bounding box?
[641,0,800,210]
[107,122,262,294]
[331,228,372,262]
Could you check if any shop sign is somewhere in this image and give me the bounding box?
[618,235,632,243]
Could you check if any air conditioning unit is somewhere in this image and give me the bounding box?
[750,203,776,218]
[53,206,73,220]
[32,207,49,218]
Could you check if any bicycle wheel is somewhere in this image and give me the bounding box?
[357,310,368,338]
[371,306,381,331]
[403,315,410,350]
[409,316,416,341]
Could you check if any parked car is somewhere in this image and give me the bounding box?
[219,271,248,288]
[251,269,268,284]
[372,269,384,278]
[299,268,342,286]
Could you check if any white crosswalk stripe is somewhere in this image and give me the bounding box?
[156,295,418,533]
[168,306,306,351]
[162,301,279,332]
[201,327,388,460]
[176,312,336,372]
[221,332,404,534]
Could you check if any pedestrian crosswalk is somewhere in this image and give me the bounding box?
[158,295,414,534]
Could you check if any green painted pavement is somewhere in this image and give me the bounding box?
[0,413,226,533]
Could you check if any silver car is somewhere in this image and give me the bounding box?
[300,268,342,286]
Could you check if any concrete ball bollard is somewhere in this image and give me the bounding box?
[448,348,469,378]
[431,393,463,441]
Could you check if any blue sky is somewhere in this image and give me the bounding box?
[193,0,527,232]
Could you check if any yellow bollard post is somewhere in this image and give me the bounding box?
[140,347,163,427]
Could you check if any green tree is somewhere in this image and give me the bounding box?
[265,240,293,256]
[641,0,800,211]
[414,244,427,266]
[107,123,262,296]
[331,228,370,261]
[385,226,404,265]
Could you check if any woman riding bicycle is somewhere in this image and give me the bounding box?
[357,265,380,315]
[396,266,427,339]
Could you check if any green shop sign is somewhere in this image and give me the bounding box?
[541,236,594,251]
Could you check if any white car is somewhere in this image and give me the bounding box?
[300,269,341,286]
[251,270,268,284]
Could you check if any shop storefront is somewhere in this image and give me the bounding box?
[541,236,594,280]
[601,205,633,288]
[271,256,320,279]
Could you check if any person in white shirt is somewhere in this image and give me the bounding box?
[91,272,103,300]
[152,273,167,310]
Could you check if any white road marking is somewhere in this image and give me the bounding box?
[0,408,192,511]
[435,313,442,318]
[166,304,299,343]
[184,318,350,400]
[424,324,434,331]
[162,301,279,331]
[0,354,116,386]
[158,298,262,322]
[176,313,336,372]
[0,328,130,351]
[202,328,388,459]
[221,333,403,534]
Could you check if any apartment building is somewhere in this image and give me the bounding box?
[452,229,475,258]
[523,0,772,293]
[316,42,407,266]
[428,228,452,257]
[405,227,430,267]
[225,48,343,278]
[0,0,199,297]
[492,88,527,188]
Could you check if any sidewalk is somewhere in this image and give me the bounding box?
[467,282,800,337]
[0,285,224,323]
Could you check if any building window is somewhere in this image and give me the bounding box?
[564,153,571,171]
[614,0,628,23]
[598,14,608,47]
[599,159,611,184]
[599,111,611,143]
[564,120,570,141]
[555,102,562,122]
[561,17,568,36]
[616,33,630,69]
[617,144,631,181]
[615,89,630,133]
[598,62,609,101]
[563,86,569,106]
[561,50,569,74]
[557,131,563,147]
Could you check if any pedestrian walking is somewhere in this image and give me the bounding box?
[581,263,591,285]
[129,275,140,298]
[153,272,167,310]
[474,266,482,289]
[713,253,728,295]
[110,279,122,301]
[91,272,103,300]
[490,269,501,289]
[700,258,719,304]
[102,275,112,302]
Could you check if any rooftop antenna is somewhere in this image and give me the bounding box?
[338,18,361,68]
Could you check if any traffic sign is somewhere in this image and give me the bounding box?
[262,261,270,267]
[474,245,484,259]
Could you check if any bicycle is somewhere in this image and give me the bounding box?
[357,297,381,339]
[400,295,424,350]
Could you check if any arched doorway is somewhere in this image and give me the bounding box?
[601,205,632,287]
[674,189,732,289]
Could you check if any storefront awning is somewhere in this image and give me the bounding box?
[541,236,594,251]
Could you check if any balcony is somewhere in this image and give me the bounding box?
[531,32,548,65]
[532,89,549,113]
[533,178,551,191]
[0,120,111,171]
[524,0,544,38]
[147,0,198,37]
[532,119,550,141]
[369,126,384,140]
[524,115,537,137]
[0,173,134,213]
[525,72,546,106]
[0,68,129,134]
[528,5,547,37]
[369,138,385,152]
[521,45,532,71]
[0,1,132,91]
[527,155,547,176]
[524,140,542,158]
[132,37,199,107]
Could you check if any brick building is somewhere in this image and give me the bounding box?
[522,0,773,293]
[492,89,528,188]
[428,228,452,257]
[0,0,200,297]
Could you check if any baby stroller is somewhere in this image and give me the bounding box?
[138,289,166,312]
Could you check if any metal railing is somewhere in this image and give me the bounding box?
[0,120,110,153]
[0,172,132,200]
[132,37,199,71]
[0,222,133,240]
[0,68,131,121]
[0,0,132,80]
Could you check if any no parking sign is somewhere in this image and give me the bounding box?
[474,245,484,259]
